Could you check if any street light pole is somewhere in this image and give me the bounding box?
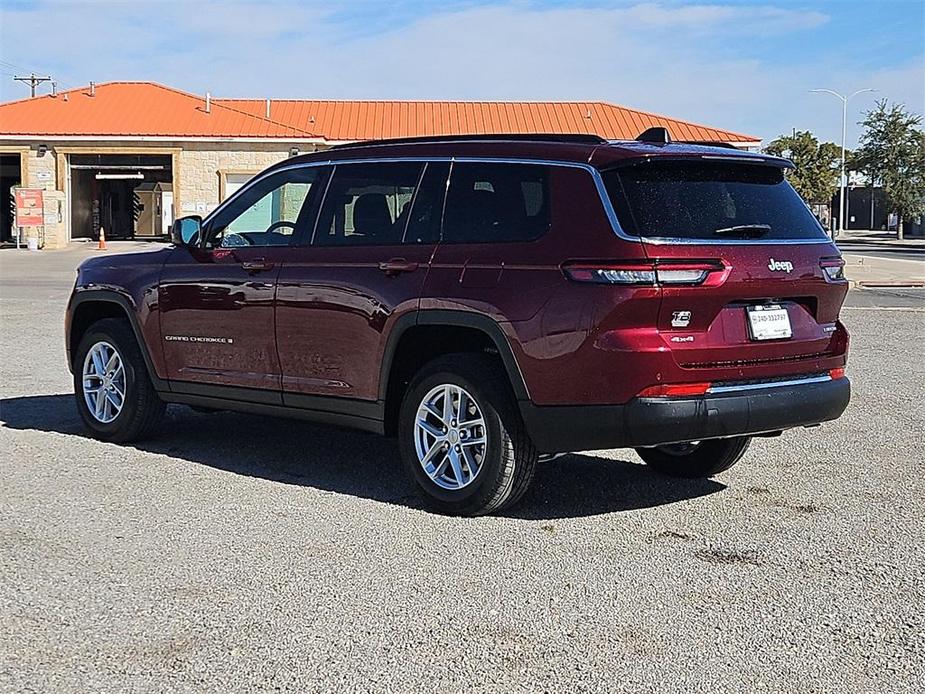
[811,88,875,239]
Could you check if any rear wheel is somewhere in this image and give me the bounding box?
[74,318,165,443]
[398,354,538,516]
[636,436,751,478]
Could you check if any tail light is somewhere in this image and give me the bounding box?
[829,367,846,379]
[563,260,729,287]
[820,257,846,282]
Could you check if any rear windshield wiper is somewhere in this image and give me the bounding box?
[712,224,771,237]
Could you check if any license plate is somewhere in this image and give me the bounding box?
[747,304,792,341]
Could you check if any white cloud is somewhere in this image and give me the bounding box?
[0,1,921,146]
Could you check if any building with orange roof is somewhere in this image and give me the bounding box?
[0,81,760,248]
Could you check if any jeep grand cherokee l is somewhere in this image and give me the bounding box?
[66,131,850,516]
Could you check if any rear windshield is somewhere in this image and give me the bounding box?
[602,161,827,241]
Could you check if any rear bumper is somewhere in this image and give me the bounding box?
[519,376,850,453]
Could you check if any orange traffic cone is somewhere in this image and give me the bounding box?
[98,226,107,251]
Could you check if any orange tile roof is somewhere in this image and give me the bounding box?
[219,98,759,144]
[0,81,759,144]
[0,82,316,139]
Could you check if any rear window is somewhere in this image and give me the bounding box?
[603,161,827,241]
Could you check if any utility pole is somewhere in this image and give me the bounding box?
[13,73,52,97]
[810,87,875,239]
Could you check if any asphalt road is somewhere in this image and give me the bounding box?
[1,244,924,693]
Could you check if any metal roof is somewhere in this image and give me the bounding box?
[0,82,316,139]
[221,97,759,145]
[0,81,760,145]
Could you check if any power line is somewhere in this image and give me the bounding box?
[13,73,52,98]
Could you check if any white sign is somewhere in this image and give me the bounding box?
[36,172,52,181]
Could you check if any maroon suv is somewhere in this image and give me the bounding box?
[66,132,850,515]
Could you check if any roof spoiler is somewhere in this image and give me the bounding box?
[636,127,671,145]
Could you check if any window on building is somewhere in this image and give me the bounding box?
[313,162,424,246]
[443,163,551,243]
[207,167,321,248]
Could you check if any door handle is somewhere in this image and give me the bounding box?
[379,258,419,275]
[241,258,275,273]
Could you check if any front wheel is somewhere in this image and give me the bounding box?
[74,318,165,443]
[398,354,538,516]
[635,437,751,478]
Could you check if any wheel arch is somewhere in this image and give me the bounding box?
[380,310,529,436]
[68,291,167,391]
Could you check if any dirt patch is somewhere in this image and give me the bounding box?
[652,530,694,542]
[747,486,772,496]
[694,547,760,566]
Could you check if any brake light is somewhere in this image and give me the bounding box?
[637,382,712,397]
[563,260,729,287]
[820,257,846,282]
[829,367,846,380]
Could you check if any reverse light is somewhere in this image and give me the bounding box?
[637,382,712,397]
[563,260,729,287]
[820,257,846,282]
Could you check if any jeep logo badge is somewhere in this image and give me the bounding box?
[768,258,794,273]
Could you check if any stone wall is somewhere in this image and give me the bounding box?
[176,141,325,216]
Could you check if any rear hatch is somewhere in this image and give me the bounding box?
[600,157,849,382]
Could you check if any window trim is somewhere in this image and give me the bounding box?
[204,156,833,247]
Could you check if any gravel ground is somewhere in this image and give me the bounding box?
[1,244,924,693]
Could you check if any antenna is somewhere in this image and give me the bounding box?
[13,73,52,98]
[636,127,672,145]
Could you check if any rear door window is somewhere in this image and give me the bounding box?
[313,162,423,246]
[443,163,551,243]
[602,161,827,241]
[404,162,450,245]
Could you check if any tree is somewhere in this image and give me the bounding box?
[853,100,925,239]
[764,131,842,206]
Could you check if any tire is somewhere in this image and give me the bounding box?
[635,436,751,478]
[73,317,166,443]
[398,354,538,516]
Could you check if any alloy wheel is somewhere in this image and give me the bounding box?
[82,341,126,424]
[414,384,488,490]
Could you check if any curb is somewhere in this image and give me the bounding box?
[856,281,925,288]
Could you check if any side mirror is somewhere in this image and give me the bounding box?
[170,215,202,247]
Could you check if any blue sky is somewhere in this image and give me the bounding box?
[1,0,922,146]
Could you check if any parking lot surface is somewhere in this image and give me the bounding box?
[2,244,924,693]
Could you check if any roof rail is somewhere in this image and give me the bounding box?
[329,133,608,149]
[675,140,740,150]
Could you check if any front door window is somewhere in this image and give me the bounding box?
[206,167,321,248]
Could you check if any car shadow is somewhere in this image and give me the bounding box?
[0,394,725,520]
